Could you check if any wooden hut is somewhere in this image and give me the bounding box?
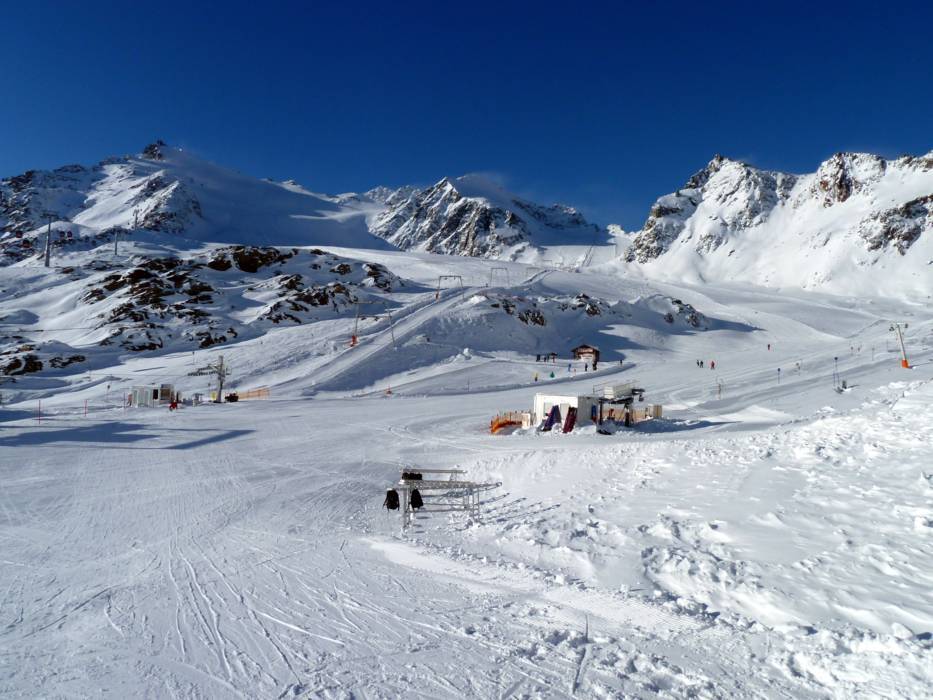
[571,344,600,366]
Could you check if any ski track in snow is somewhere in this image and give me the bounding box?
[2,254,933,697]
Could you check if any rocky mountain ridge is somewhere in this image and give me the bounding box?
[0,143,606,265]
[620,150,933,296]
[368,175,606,259]
[626,151,933,263]
[2,142,931,295]
[0,141,387,264]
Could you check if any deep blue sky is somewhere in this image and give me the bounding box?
[2,1,931,228]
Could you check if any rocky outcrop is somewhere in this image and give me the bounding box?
[811,152,886,206]
[625,151,932,266]
[76,247,407,351]
[141,140,167,161]
[370,176,603,259]
[626,156,797,263]
[0,164,91,237]
[136,175,202,233]
[860,194,933,255]
[371,178,525,257]
[486,292,626,328]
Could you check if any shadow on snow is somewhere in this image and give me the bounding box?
[0,421,254,450]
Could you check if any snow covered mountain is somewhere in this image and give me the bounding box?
[5,141,932,296]
[0,141,389,264]
[1,144,608,266]
[369,174,607,259]
[622,152,933,297]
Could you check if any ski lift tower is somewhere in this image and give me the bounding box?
[349,300,397,350]
[890,322,910,368]
[189,354,230,402]
[435,275,465,300]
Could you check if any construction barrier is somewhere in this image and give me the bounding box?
[490,410,531,434]
[237,386,271,401]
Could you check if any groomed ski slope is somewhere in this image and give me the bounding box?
[1,252,932,698]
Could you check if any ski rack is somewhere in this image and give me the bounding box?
[395,468,500,531]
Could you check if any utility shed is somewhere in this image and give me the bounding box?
[130,384,174,407]
[533,393,601,426]
[572,344,600,365]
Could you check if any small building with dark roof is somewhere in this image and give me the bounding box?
[571,344,600,365]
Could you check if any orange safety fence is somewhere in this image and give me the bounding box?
[490,410,527,434]
[238,386,271,401]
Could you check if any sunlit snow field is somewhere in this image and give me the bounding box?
[2,249,932,698]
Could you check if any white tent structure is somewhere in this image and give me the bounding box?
[533,393,600,427]
[532,383,660,431]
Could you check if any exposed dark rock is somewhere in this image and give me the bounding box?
[518,309,547,326]
[141,140,167,160]
[49,354,85,369]
[3,354,42,375]
[861,194,932,254]
[231,246,293,273]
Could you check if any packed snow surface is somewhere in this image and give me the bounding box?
[2,245,933,697]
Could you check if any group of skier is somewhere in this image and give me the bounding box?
[696,359,716,370]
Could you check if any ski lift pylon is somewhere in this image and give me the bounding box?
[350,300,397,350]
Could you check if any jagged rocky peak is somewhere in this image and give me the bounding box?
[370,174,603,259]
[626,156,797,263]
[141,140,168,161]
[0,140,204,263]
[366,184,418,206]
[812,152,887,206]
[623,149,932,294]
[369,175,528,258]
[895,151,933,172]
[683,153,729,189]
